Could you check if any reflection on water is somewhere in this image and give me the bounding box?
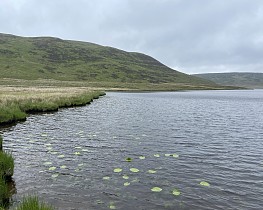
[1,90,263,210]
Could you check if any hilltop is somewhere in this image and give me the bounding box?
[0,33,226,90]
[194,72,263,89]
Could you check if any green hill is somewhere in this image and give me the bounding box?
[194,72,263,88]
[0,33,223,90]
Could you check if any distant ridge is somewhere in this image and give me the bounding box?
[0,33,224,90]
[193,72,263,88]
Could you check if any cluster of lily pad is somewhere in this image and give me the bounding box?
[41,138,87,178]
[102,153,211,209]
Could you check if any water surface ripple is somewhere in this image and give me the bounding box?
[1,90,263,210]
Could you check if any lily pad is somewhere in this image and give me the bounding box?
[49,166,56,171]
[58,155,65,158]
[172,154,179,158]
[154,154,160,157]
[148,170,157,174]
[109,205,116,209]
[200,181,210,187]
[43,162,52,165]
[103,176,110,180]
[82,149,89,152]
[74,152,81,155]
[126,157,132,162]
[122,175,129,180]
[130,168,139,173]
[113,168,122,173]
[52,173,59,178]
[172,189,181,196]
[124,182,130,186]
[139,156,145,160]
[151,187,162,192]
[165,154,171,157]
[60,165,67,169]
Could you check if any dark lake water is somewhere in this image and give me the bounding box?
[1,90,263,210]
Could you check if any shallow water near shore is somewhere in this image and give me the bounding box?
[1,90,263,210]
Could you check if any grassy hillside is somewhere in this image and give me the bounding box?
[0,33,222,90]
[194,72,263,88]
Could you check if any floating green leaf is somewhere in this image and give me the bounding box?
[103,176,110,180]
[154,154,160,157]
[114,168,122,173]
[82,149,89,152]
[109,205,116,209]
[58,155,65,158]
[74,152,81,155]
[52,173,59,178]
[75,146,82,149]
[60,165,67,169]
[130,168,139,173]
[139,156,145,160]
[131,178,139,183]
[49,166,56,171]
[126,157,132,162]
[45,143,52,146]
[124,182,130,186]
[172,189,181,196]
[172,154,179,158]
[165,154,171,157]
[151,187,162,192]
[148,170,157,174]
[122,175,129,180]
[96,200,104,204]
[200,181,210,187]
[43,162,52,165]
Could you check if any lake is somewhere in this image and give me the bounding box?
[1,90,263,210]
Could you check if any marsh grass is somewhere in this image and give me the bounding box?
[0,176,9,207]
[0,151,15,180]
[0,135,2,151]
[0,87,105,125]
[14,196,54,210]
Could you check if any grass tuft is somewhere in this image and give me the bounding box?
[14,196,54,210]
[0,151,14,180]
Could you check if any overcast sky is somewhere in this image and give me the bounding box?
[1,0,263,74]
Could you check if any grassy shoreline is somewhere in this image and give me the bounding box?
[0,87,105,126]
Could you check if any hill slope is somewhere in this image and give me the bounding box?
[0,33,220,89]
[194,73,263,88]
